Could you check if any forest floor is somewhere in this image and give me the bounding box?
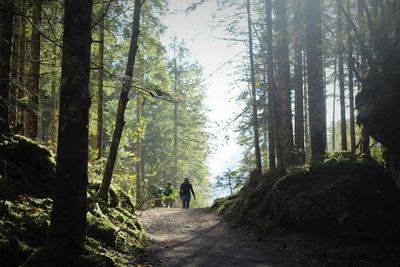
[138,207,297,267]
[137,207,400,267]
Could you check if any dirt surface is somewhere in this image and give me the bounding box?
[139,208,297,267]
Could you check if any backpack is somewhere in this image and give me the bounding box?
[164,187,171,196]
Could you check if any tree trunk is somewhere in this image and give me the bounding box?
[46,0,93,254]
[50,44,58,151]
[98,0,143,201]
[305,0,327,160]
[337,0,347,151]
[246,0,262,172]
[293,0,305,164]
[17,0,26,129]
[357,0,371,156]
[265,0,277,168]
[10,7,20,128]
[303,48,311,160]
[135,95,142,205]
[275,0,294,168]
[260,71,269,168]
[96,14,104,159]
[27,0,42,139]
[332,56,337,150]
[347,1,356,152]
[173,56,178,185]
[0,0,13,135]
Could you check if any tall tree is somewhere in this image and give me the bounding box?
[293,0,305,164]
[305,0,326,160]
[98,0,143,201]
[275,0,293,168]
[347,1,356,151]
[337,0,347,151]
[265,0,277,168]
[357,0,370,156]
[135,94,142,204]
[9,6,20,128]
[246,0,262,171]
[17,0,27,129]
[46,0,93,254]
[0,0,13,135]
[25,0,42,139]
[96,7,105,159]
[172,39,179,186]
[50,44,59,151]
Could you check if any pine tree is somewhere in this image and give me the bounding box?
[337,0,347,151]
[305,0,326,160]
[46,0,93,253]
[0,0,13,135]
[246,0,262,171]
[98,0,143,201]
[275,0,294,168]
[265,0,277,168]
[293,0,305,164]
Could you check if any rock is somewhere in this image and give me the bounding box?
[0,135,55,198]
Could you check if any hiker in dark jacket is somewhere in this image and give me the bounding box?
[180,177,195,209]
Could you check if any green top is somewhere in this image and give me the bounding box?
[162,185,176,199]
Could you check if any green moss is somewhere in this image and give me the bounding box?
[1,175,144,266]
[214,158,400,234]
[0,135,55,198]
[87,213,117,247]
[0,238,35,266]
[22,247,114,267]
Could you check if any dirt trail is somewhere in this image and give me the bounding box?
[139,208,297,267]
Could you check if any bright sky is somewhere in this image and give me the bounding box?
[160,0,246,187]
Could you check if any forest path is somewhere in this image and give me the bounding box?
[139,208,296,267]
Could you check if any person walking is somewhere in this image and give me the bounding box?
[162,181,176,208]
[180,177,196,209]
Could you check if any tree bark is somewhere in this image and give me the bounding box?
[337,0,347,151]
[135,95,142,205]
[332,56,337,150]
[357,0,371,156]
[46,0,93,254]
[275,0,294,168]
[173,48,178,185]
[0,0,13,135]
[98,0,143,201]
[27,0,42,139]
[246,0,262,171]
[96,14,105,159]
[17,0,26,129]
[293,0,305,164]
[305,0,327,160]
[260,71,269,168]
[347,1,356,152]
[10,6,20,128]
[265,0,277,168]
[50,44,58,151]
[303,47,311,160]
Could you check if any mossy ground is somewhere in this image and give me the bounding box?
[0,136,145,267]
[213,155,400,265]
[214,155,400,234]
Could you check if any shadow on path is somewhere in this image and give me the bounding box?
[139,208,297,267]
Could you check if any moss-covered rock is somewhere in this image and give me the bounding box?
[0,135,55,198]
[214,158,400,234]
[22,247,115,267]
[0,184,144,267]
[0,238,35,266]
[88,183,135,212]
[87,213,117,247]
